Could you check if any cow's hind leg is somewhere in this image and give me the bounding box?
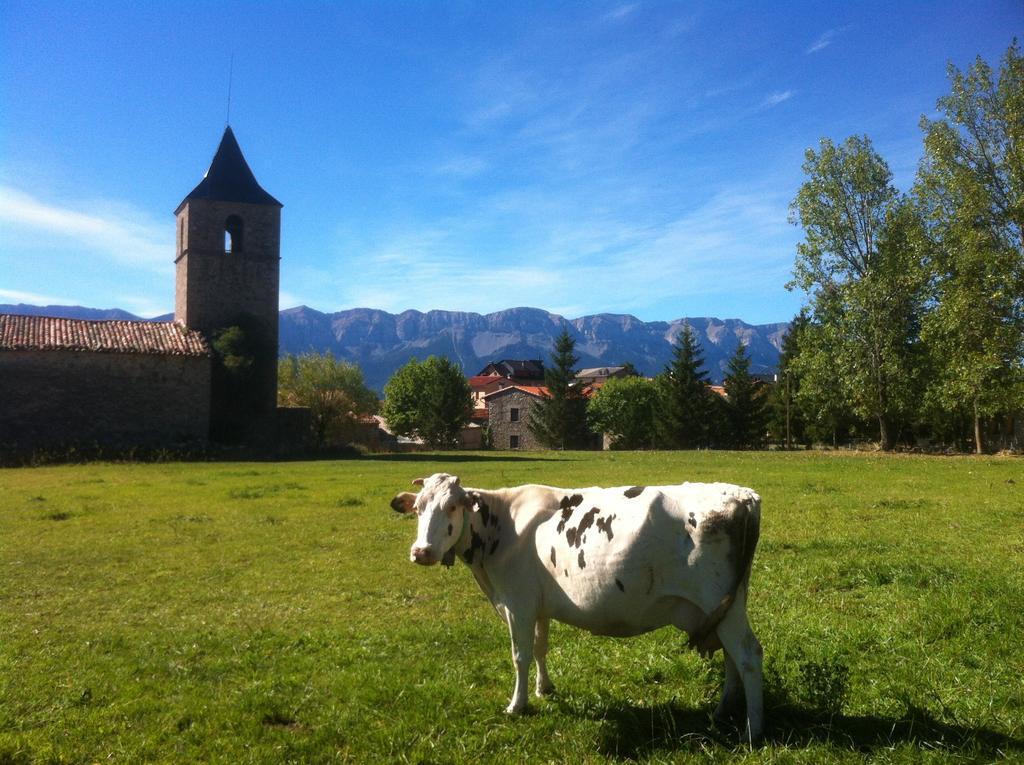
[534,618,555,697]
[714,653,743,723]
[714,605,763,743]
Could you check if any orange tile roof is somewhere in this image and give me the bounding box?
[0,314,211,357]
[484,384,549,399]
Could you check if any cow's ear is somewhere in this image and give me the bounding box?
[391,492,417,514]
[412,478,425,486]
[465,491,481,512]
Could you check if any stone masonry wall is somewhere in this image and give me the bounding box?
[486,390,544,450]
[0,350,211,450]
[174,199,281,340]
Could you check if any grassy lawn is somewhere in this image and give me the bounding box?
[1,451,1021,764]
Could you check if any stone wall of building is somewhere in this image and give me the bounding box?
[486,389,544,450]
[174,199,280,335]
[175,199,280,441]
[0,350,211,450]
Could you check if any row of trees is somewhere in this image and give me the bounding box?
[276,324,770,452]
[535,327,769,451]
[785,43,1022,453]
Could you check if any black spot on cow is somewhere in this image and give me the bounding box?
[563,569,568,578]
[596,513,616,540]
[624,486,645,498]
[489,538,500,555]
[688,512,697,527]
[556,506,573,533]
[566,507,600,548]
[550,546,556,567]
[615,578,625,592]
[462,529,486,565]
[556,494,584,531]
[479,503,491,528]
[577,549,586,569]
[447,523,453,536]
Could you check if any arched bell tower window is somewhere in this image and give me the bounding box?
[224,215,244,254]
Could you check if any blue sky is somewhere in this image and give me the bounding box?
[1,2,1019,323]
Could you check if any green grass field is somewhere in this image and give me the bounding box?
[1,451,1022,764]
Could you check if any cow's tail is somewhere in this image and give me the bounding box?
[687,494,761,656]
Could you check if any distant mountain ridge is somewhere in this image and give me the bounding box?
[1,304,789,391]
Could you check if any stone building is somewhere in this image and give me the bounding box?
[0,127,283,453]
[484,385,547,450]
[0,316,210,449]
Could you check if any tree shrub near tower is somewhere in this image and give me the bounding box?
[381,356,473,449]
[528,328,592,449]
[278,353,378,449]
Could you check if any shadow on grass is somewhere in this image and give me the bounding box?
[587,700,1023,760]
[364,453,567,463]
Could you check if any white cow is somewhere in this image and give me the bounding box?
[391,473,764,741]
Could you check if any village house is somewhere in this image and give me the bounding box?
[483,385,548,450]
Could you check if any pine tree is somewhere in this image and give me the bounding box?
[528,327,591,449]
[656,324,715,449]
[723,343,768,449]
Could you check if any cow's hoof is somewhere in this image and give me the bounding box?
[504,703,528,715]
[535,683,556,698]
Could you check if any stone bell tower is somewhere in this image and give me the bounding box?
[174,126,282,442]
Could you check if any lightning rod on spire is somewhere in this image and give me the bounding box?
[226,53,234,126]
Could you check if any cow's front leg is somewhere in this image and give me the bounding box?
[504,610,537,714]
[534,618,555,697]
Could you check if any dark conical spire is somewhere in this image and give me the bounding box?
[177,126,281,211]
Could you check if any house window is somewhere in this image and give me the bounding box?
[510,407,519,422]
[224,215,244,254]
[509,434,520,449]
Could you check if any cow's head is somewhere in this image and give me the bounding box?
[391,473,475,566]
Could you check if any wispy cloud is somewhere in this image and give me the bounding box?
[319,181,797,321]
[760,90,794,109]
[806,26,851,54]
[434,155,489,178]
[602,3,639,22]
[0,186,171,274]
[0,287,79,305]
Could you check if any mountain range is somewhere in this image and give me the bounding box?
[1,304,789,392]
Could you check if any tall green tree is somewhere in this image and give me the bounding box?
[789,317,866,447]
[656,324,715,449]
[587,375,659,450]
[277,353,378,449]
[381,356,473,449]
[789,135,927,450]
[528,328,591,449]
[722,343,768,449]
[915,42,1024,453]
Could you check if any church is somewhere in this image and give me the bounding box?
[0,127,284,453]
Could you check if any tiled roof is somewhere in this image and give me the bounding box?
[484,384,549,400]
[467,375,506,387]
[0,314,211,357]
